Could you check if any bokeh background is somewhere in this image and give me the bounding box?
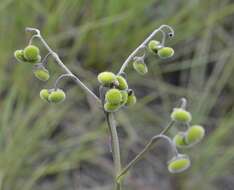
[1,0,234,189]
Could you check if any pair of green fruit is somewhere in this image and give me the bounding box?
[173,125,205,149]
[170,108,205,148]
[132,40,174,76]
[15,45,50,82]
[40,89,66,104]
[148,40,174,59]
[14,45,41,64]
[98,71,136,112]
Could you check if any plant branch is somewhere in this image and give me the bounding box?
[118,25,174,75]
[105,112,122,190]
[116,120,175,182]
[25,27,101,105]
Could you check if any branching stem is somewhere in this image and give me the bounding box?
[118,25,174,75]
[25,27,101,105]
[116,120,175,182]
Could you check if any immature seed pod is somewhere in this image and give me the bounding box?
[104,102,120,112]
[105,89,122,105]
[120,90,128,105]
[98,71,116,86]
[133,58,148,75]
[148,40,161,54]
[116,75,128,90]
[40,89,50,102]
[173,132,189,149]
[23,45,40,61]
[33,67,50,81]
[171,108,192,123]
[126,93,137,106]
[168,154,191,174]
[186,125,205,145]
[158,47,174,59]
[14,50,27,63]
[48,89,66,103]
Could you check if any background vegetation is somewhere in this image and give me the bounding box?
[0,0,234,189]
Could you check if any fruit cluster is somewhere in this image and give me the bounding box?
[40,89,66,104]
[148,40,174,59]
[166,107,205,173]
[14,45,65,104]
[132,40,174,76]
[15,45,50,82]
[98,72,136,112]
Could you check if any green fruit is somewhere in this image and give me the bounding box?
[104,102,120,112]
[126,94,137,106]
[171,108,192,123]
[48,89,66,103]
[116,75,128,90]
[14,50,27,62]
[98,71,116,86]
[173,133,188,148]
[120,91,128,105]
[148,40,161,54]
[158,47,174,59]
[105,89,122,105]
[40,89,50,102]
[168,154,191,173]
[186,125,205,145]
[133,59,148,75]
[23,45,40,61]
[33,68,50,81]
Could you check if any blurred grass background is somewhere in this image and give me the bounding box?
[0,0,234,189]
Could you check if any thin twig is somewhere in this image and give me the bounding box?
[105,112,122,190]
[118,25,174,75]
[116,120,175,182]
[25,27,101,105]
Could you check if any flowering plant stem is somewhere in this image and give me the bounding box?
[116,120,175,183]
[25,27,101,105]
[25,25,176,190]
[106,113,122,190]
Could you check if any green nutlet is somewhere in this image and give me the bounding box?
[173,133,189,149]
[126,93,137,106]
[23,45,40,62]
[148,40,161,54]
[186,125,205,145]
[48,89,66,103]
[133,58,148,75]
[168,154,191,174]
[98,71,116,86]
[116,75,128,90]
[171,108,192,123]
[158,47,174,59]
[14,49,27,63]
[105,89,122,105]
[104,102,120,112]
[40,89,50,102]
[33,67,50,81]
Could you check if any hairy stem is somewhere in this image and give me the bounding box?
[116,120,175,182]
[106,112,122,190]
[118,25,174,75]
[26,27,101,105]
